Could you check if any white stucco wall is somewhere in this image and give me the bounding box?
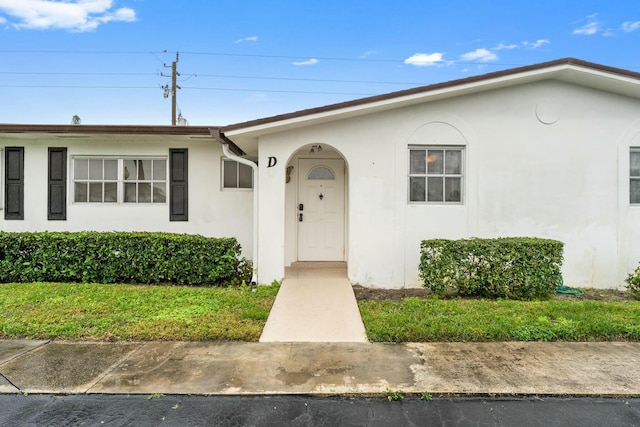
[252,79,640,289]
[0,134,254,261]
[6,77,638,290]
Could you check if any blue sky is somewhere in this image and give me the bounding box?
[0,0,639,126]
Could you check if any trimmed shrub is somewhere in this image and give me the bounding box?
[0,231,246,286]
[419,237,563,300]
[626,264,640,299]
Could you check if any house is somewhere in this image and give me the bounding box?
[1,58,640,289]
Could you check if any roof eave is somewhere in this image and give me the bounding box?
[209,128,245,156]
[0,124,218,136]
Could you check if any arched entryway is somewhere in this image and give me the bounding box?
[284,145,348,265]
[263,145,363,342]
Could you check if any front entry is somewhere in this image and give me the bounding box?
[297,158,345,261]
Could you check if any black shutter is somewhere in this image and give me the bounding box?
[169,148,188,221]
[5,147,24,220]
[48,147,67,220]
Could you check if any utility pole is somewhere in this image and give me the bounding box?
[161,52,180,126]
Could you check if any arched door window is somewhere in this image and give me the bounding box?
[307,166,335,180]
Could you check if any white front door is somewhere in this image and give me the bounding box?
[297,158,345,261]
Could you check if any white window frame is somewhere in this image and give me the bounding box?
[631,148,640,205]
[408,145,464,204]
[72,156,168,205]
[221,158,253,191]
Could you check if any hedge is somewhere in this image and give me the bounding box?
[0,231,249,286]
[419,237,564,300]
[626,263,640,299]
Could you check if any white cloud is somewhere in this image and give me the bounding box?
[493,42,518,50]
[292,58,318,66]
[404,52,445,67]
[573,21,599,35]
[0,0,136,32]
[360,50,377,59]
[622,21,640,32]
[0,15,5,24]
[235,36,258,44]
[523,39,550,49]
[460,48,497,62]
[573,14,601,35]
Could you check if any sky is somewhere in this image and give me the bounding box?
[0,0,639,126]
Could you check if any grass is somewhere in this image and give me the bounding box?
[2,282,639,343]
[0,282,279,341]
[358,297,640,342]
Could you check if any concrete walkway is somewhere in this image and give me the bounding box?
[2,340,640,396]
[259,263,368,342]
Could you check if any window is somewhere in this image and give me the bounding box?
[632,149,640,204]
[222,159,253,189]
[73,157,167,204]
[124,159,167,203]
[308,166,335,180]
[409,146,463,203]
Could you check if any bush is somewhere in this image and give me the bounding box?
[626,264,640,299]
[0,231,247,286]
[419,237,563,300]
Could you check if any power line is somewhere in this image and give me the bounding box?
[0,49,543,66]
[181,86,377,96]
[0,49,638,70]
[0,70,428,86]
[188,73,426,86]
[0,71,156,76]
[0,49,407,63]
[0,85,159,89]
[0,50,163,55]
[0,84,376,96]
[181,50,404,63]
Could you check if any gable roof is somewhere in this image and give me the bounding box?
[221,58,640,148]
[1,58,638,156]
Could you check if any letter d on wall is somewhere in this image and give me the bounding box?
[267,157,277,168]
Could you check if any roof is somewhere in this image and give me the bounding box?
[0,123,237,151]
[220,58,640,151]
[0,124,217,136]
[1,58,638,157]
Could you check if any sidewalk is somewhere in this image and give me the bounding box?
[2,340,639,396]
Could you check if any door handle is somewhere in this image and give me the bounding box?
[299,213,303,222]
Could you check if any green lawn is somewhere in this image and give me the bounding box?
[0,282,279,341]
[2,282,639,343]
[358,297,640,342]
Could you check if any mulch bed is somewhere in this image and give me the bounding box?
[352,285,636,302]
